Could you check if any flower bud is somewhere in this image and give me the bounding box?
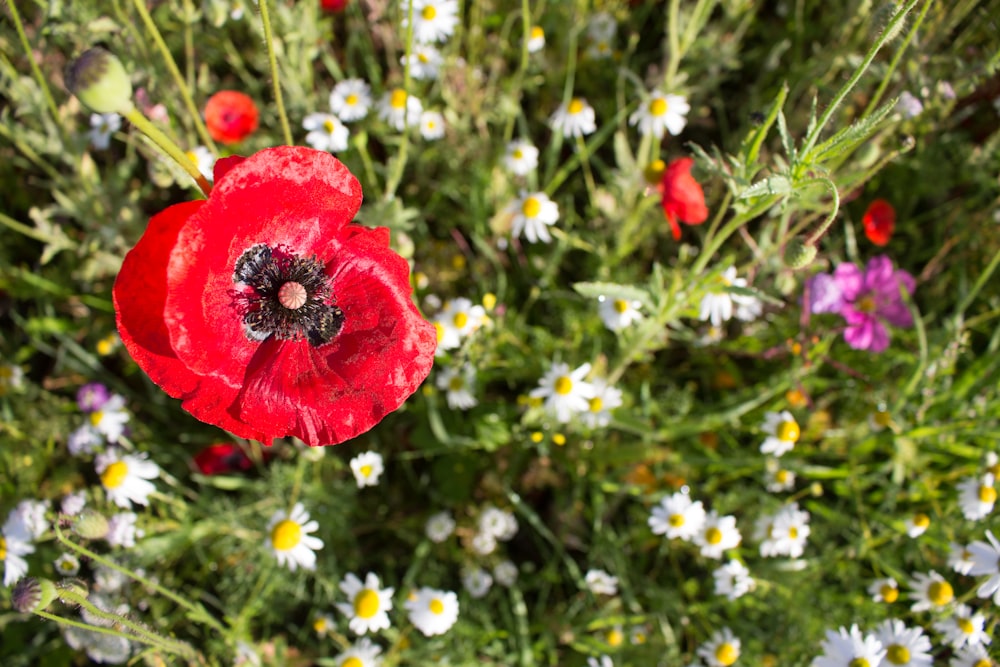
[56,578,89,605]
[783,238,817,269]
[11,577,57,613]
[65,48,134,114]
[73,509,110,539]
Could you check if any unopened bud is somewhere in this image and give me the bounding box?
[65,48,134,114]
[783,238,817,269]
[12,577,57,613]
[73,509,109,539]
[55,578,89,605]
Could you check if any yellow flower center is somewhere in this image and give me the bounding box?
[100,461,129,489]
[345,93,359,106]
[512,148,524,159]
[482,293,497,310]
[705,527,723,545]
[972,660,992,667]
[390,89,408,109]
[448,376,465,391]
[588,397,603,413]
[958,617,975,634]
[775,469,791,483]
[360,464,373,478]
[857,295,877,313]
[788,526,798,539]
[354,589,380,618]
[912,513,930,528]
[885,644,910,665]
[872,409,892,427]
[0,536,7,561]
[613,299,629,314]
[522,196,541,218]
[530,431,544,443]
[649,97,668,117]
[421,5,437,20]
[323,119,336,134]
[342,658,363,667]
[927,580,954,606]
[186,150,198,164]
[776,420,800,442]
[312,617,328,633]
[715,643,738,666]
[90,411,104,427]
[530,26,544,40]
[979,485,997,504]
[453,311,469,329]
[270,519,302,551]
[567,98,585,115]
[96,336,115,355]
[429,597,445,614]
[880,584,899,602]
[554,377,573,395]
[849,659,871,667]
[607,628,624,647]
[552,433,566,446]
[418,52,430,64]
[435,322,445,343]
[643,159,666,185]
[668,514,684,527]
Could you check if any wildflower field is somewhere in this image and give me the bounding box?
[2,0,1000,665]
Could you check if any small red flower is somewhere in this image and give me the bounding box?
[659,157,708,241]
[193,443,261,475]
[204,91,259,145]
[862,199,895,246]
[114,146,437,446]
[321,0,349,11]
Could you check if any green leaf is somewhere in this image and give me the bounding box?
[806,97,898,165]
[572,281,652,307]
[736,175,792,199]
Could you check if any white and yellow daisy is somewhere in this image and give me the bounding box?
[330,78,373,122]
[436,363,478,410]
[506,191,559,244]
[586,11,617,41]
[949,542,976,575]
[549,98,596,138]
[503,139,539,176]
[933,604,990,650]
[948,644,992,667]
[89,112,121,150]
[405,586,459,636]
[349,451,385,488]
[587,657,613,667]
[404,0,459,44]
[425,511,455,543]
[332,638,383,667]
[585,38,614,60]
[11,500,49,540]
[303,113,350,153]
[529,361,595,423]
[713,560,755,600]
[0,363,24,395]
[525,25,545,53]
[579,379,623,429]
[403,44,443,80]
[699,266,750,328]
[812,625,886,667]
[905,512,931,538]
[68,425,102,457]
[89,394,130,442]
[869,577,900,603]
[106,512,139,548]
[957,473,996,521]
[2,512,34,586]
[462,567,493,599]
[266,503,324,572]
[478,505,517,541]
[54,553,81,577]
[629,90,690,139]
[61,491,87,516]
[95,450,159,508]
[312,613,336,637]
[433,298,486,352]
[598,296,643,332]
[584,569,618,596]
[336,572,394,635]
[757,503,810,558]
[764,458,796,492]
[759,410,800,457]
[377,88,423,131]
[697,627,741,667]
[968,530,1000,603]
[648,491,706,541]
[419,110,445,140]
[694,511,742,560]
[186,146,217,182]
[908,570,955,612]
[470,530,497,555]
[874,618,933,667]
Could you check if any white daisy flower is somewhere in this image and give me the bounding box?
[585,38,614,60]
[1,511,34,586]
[764,459,796,492]
[61,491,87,516]
[405,587,459,636]
[579,379,623,428]
[433,298,487,352]
[435,363,478,410]
[462,567,493,599]
[526,25,545,53]
[425,511,456,543]
[957,473,996,520]
[336,572,394,635]
[699,266,752,328]
[419,110,445,140]
[629,91,690,139]
[89,394,129,442]
[350,451,385,488]
[106,511,140,548]
[587,657,613,667]
[265,503,324,572]
[95,450,159,508]
[330,78,372,122]
[332,638,383,667]
[933,604,991,649]
[403,44,443,80]
[904,512,931,538]
[812,625,886,667]
[757,503,810,558]
[89,112,121,150]
[377,88,423,131]
[874,618,933,667]
[503,139,539,176]
[713,560,755,600]
[908,570,954,612]
[93,564,128,592]
[68,425,102,457]
[948,644,992,667]
[869,577,900,603]
[549,98,596,138]
[54,553,81,577]
[967,530,1000,603]
[470,530,497,555]
[404,0,459,44]
[697,627,741,667]
[11,500,49,540]
[303,112,350,153]
[948,542,976,575]
[185,146,217,182]
[598,296,643,332]
[0,363,24,393]
[506,191,559,244]
[529,361,595,423]
[759,410,801,457]
[493,560,518,587]
[648,491,707,541]
[584,569,618,596]
[312,613,335,637]
[233,640,261,667]
[586,11,617,41]
[478,505,517,541]
[694,511,742,560]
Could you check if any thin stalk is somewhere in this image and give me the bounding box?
[692,194,783,275]
[664,0,681,88]
[384,0,416,199]
[258,0,293,146]
[123,108,212,197]
[7,1,61,124]
[502,0,534,144]
[0,211,77,248]
[861,0,933,119]
[802,177,842,245]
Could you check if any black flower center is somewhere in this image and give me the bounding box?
[233,244,343,347]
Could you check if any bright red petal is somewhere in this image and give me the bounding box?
[862,199,895,246]
[660,157,708,234]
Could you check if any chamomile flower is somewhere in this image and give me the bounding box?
[697,627,741,667]
[812,625,886,667]
[507,191,559,244]
[598,296,644,331]
[186,146,217,182]
[908,570,954,612]
[419,110,445,140]
[89,112,121,150]
[95,451,159,508]
[758,503,811,558]
[425,511,456,543]
[967,530,1000,603]
[764,458,796,492]
[957,473,996,520]
[88,394,130,442]
[905,512,931,538]
[2,514,34,586]
[336,572,394,635]
[404,0,459,44]
[61,491,87,516]
[503,139,539,176]
[713,560,755,600]
[350,451,385,488]
[68,425,102,456]
[530,361,595,423]
[106,512,140,548]
[759,410,801,457]
[478,505,518,541]
[694,511,742,560]
[526,25,546,52]
[584,569,618,596]
[549,98,596,138]
[933,604,990,649]
[332,638,383,667]
[949,644,993,667]
[433,298,487,352]
[11,500,49,540]
[312,613,335,637]
[403,44,443,80]
[266,503,324,572]
[377,88,423,131]
[0,363,24,395]
[585,38,614,60]
[436,363,478,410]
[579,379,623,428]
[586,11,617,41]
[330,79,373,122]
[869,577,900,603]
[587,657,613,667]
[874,619,933,667]
[405,587,459,636]
[949,542,976,575]
[462,567,493,598]
[54,553,81,577]
[699,266,750,327]
[470,530,497,555]
[629,90,690,139]
[493,560,518,587]
[303,113,350,153]
[648,491,707,541]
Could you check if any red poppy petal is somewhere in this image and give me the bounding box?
[862,199,895,246]
[660,157,709,233]
[204,91,259,145]
[213,155,245,184]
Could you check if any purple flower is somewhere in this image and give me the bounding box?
[76,383,110,412]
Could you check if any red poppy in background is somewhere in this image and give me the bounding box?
[321,0,348,11]
[862,199,895,246]
[194,443,261,475]
[659,157,708,241]
[114,146,437,447]
[204,91,259,145]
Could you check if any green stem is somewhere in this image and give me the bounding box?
[258,0,293,146]
[692,194,783,275]
[802,177,841,245]
[664,0,681,88]
[502,0,534,145]
[861,0,933,120]
[129,0,218,153]
[123,108,212,197]
[384,0,417,199]
[7,1,61,125]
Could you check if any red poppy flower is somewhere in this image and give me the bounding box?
[204,91,259,145]
[193,443,262,475]
[862,199,895,246]
[114,146,437,446]
[321,0,348,11]
[659,157,708,241]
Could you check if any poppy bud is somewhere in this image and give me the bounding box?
[72,508,110,539]
[783,238,817,269]
[65,48,134,114]
[11,577,57,614]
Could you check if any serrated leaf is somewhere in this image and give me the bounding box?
[736,175,792,199]
[807,97,899,165]
[727,284,784,307]
[777,109,795,162]
[572,281,651,307]
[741,82,788,167]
